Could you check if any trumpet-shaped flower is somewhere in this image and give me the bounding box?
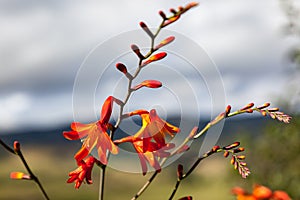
[131,109,180,147]
[67,156,96,189]
[114,109,179,175]
[114,136,175,175]
[63,96,118,164]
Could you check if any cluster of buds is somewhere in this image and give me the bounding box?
[240,103,292,123]
[222,142,250,179]
[159,2,199,27]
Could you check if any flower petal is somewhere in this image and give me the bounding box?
[63,130,87,140]
[74,146,90,162]
[100,96,113,124]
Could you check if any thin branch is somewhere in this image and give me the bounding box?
[0,140,50,200]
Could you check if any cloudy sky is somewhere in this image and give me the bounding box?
[0,0,299,132]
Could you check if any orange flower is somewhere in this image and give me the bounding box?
[114,136,174,175]
[272,190,291,200]
[63,96,118,164]
[130,109,180,147]
[67,156,96,189]
[252,184,272,199]
[114,109,179,175]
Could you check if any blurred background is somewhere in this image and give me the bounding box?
[0,0,299,199]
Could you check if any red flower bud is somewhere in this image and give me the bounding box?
[13,141,20,152]
[139,21,154,38]
[212,145,220,152]
[178,196,192,200]
[225,105,231,117]
[159,10,167,19]
[131,44,145,59]
[116,63,127,74]
[170,8,177,14]
[177,164,183,178]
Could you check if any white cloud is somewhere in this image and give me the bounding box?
[0,0,298,131]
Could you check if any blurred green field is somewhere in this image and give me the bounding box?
[0,144,239,200]
[1,117,298,199]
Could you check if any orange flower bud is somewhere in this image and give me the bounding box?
[133,80,162,90]
[260,110,267,116]
[223,151,229,158]
[223,142,240,150]
[234,147,245,153]
[10,172,31,180]
[240,103,254,111]
[13,141,20,152]
[268,108,280,112]
[139,21,154,38]
[257,102,270,109]
[141,52,167,67]
[162,15,180,27]
[154,36,175,50]
[237,155,246,160]
[246,109,253,113]
[188,126,198,140]
[212,145,220,152]
[230,156,236,165]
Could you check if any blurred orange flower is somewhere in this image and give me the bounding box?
[232,184,291,200]
[63,96,118,165]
